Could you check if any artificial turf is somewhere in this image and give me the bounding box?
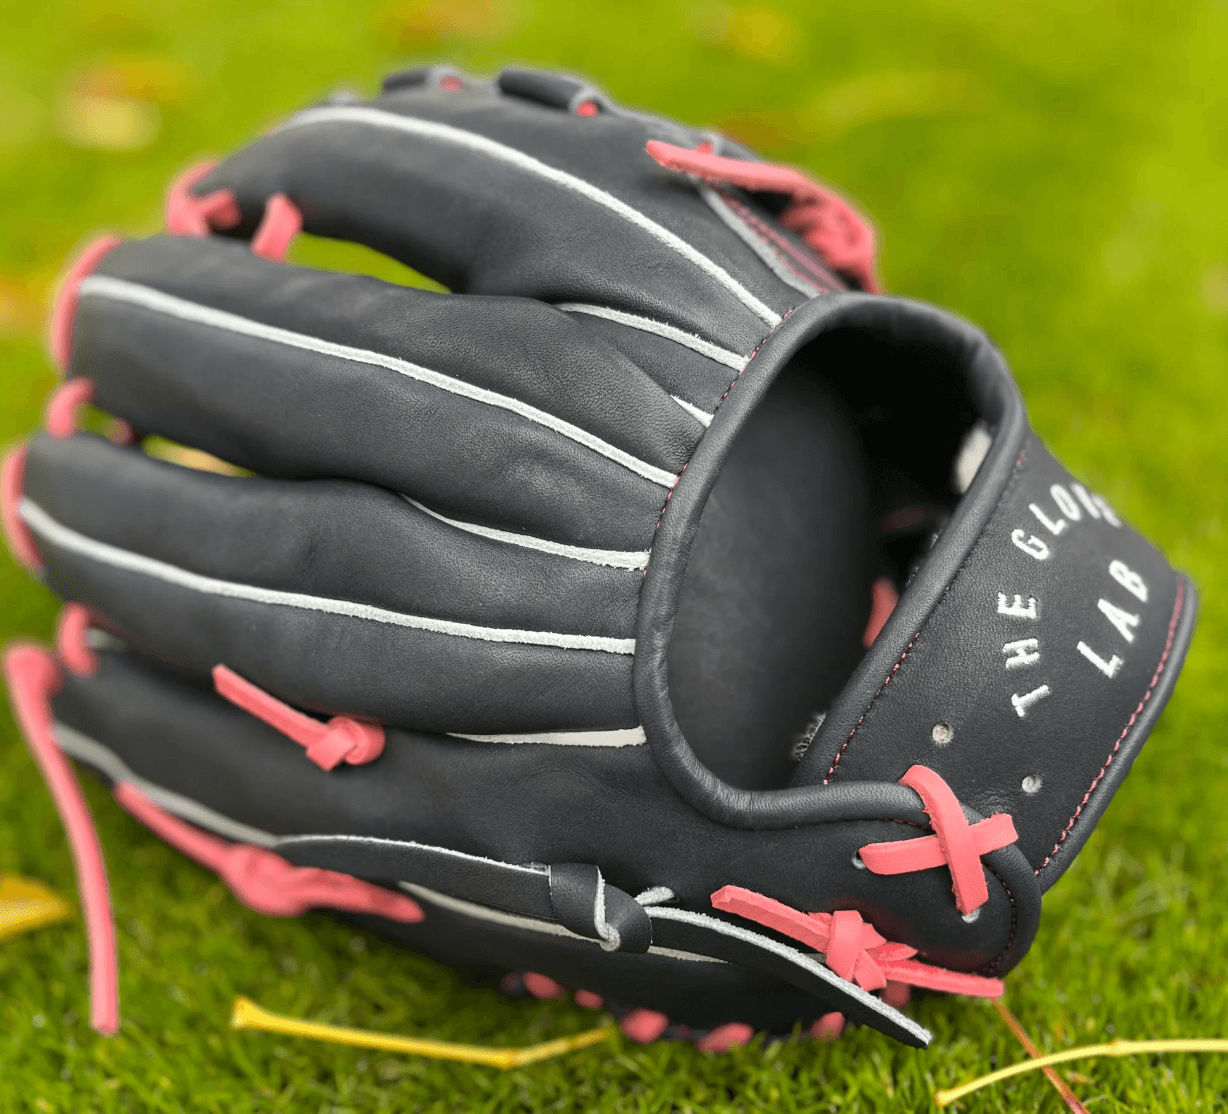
[1,0,1227,1110]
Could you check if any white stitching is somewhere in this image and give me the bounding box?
[669,396,714,427]
[446,726,646,747]
[54,722,277,846]
[278,106,783,326]
[79,275,679,491]
[555,302,749,370]
[22,499,637,655]
[698,185,822,298]
[401,496,650,569]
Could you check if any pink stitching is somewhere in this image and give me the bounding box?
[978,863,1019,976]
[1036,578,1186,873]
[823,633,920,784]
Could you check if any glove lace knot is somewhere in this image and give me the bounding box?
[213,664,385,771]
[711,885,1003,998]
[644,140,881,294]
[858,765,1018,915]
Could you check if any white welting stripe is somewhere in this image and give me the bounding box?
[699,185,823,298]
[398,882,722,963]
[555,302,749,371]
[446,726,646,747]
[280,106,783,327]
[402,496,650,569]
[21,499,636,655]
[643,906,933,1045]
[276,833,549,878]
[53,723,277,847]
[670,396,714,427]
[78,275,677,492]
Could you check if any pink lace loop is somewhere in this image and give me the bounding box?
[44,377,94,439]
[212,664,385,771]
[114,783,423,923]
[644,140,881,293]
[711,884,1003,998]
[858,765,1018,915]
[250,194,303,262]
[862,575,899,648]
[56,603,99,678]
[2,644,119,1035]
[1,445,42,572]
[165,161,242,238]
[47,236,123,371]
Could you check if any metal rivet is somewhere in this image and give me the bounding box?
[931,722,954,745]
[1022,775,1043,795]
[962,907,981,923]
[851,853,866,870]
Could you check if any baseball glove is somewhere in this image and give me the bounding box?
[3,65,1196,1047]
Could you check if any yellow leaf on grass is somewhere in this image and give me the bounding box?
[58,94,160,151]
[0,875,73,943]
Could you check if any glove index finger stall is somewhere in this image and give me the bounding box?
[8,67,1195,1048]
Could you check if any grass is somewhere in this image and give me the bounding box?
[1,0,1227,1110]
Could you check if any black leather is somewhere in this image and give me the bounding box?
[10,64,1196,1044]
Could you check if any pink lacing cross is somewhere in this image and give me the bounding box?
[858,764,1018,915]
[645,140,881,294]
[213,664,385,771]
[712,885,1003,997]
[165,161,302,261]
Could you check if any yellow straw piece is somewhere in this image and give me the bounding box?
[230,995,615,1069]
[935,1038,1228,1106]
[0,874,73,943]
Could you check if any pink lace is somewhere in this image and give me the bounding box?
[47,236,123,371]
[1,445,41,572]
[712,885,1003,997]
[165,162,242,237]
[165,162,301,262]
[56,603,98,678]
[858,765,1018,915]
[862,575,899,648]
[114,784,423,922]
[250,194,302,262]
[44,377,94,439]
[213,664,385,770]
[3,645,118,1034]
[645,140,881,293]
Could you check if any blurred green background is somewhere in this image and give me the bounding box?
[1,1,1227,1110]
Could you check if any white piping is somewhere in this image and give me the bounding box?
[699,185,823,298]
[79,275,677,492]
[643,906,932,1045]
[277,833,548,878]
[53,723,277,847]
[398,882,722,963]
[21,499,637,655]
[401,496,650,570]
[670,396,714,427]
[280,106,783,327]
[51,728,717,964]
[555,302,749,371]
[446,726,646,747]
